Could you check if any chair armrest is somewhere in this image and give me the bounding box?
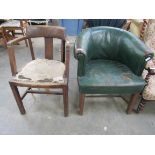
[64,42,70,78]
[74,30,90,76]
[74,47,86,76]
[7,36,28,76]
[7,36,27,46]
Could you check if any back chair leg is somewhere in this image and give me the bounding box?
[21,29,28,47]
[79,93,85,115]
[126,93,139,114]
[9,82,26,114]
[63,86,68,117]
[136,98,146,113]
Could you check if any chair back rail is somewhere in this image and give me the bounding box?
[26,26,66,39]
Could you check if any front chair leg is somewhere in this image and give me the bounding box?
[79,93,85,115]
[136,98,146,113]
[63,86,68,117]
[9,82,26,114]
[126,93,139,114]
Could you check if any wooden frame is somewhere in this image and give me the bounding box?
[78,93,139,115]
[7,26,70,117]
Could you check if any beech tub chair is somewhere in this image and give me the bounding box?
[74,26,153,115]
[7,26,70,117]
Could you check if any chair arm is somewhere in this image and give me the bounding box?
[76,51,86,76]
[74,30,91,76]
[64,42,70,79]
[74,48,86,58]
[74,46,87,76]
[7,36,27,46]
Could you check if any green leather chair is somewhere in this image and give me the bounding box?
[74,26,153,115]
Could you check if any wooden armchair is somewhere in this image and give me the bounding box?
[7,26,70,117]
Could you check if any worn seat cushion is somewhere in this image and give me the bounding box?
[14,59,65,84]
[78,60,145,94]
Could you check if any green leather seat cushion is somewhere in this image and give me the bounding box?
[78,60,145,94]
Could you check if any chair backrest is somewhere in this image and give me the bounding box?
[80,26,151,75]
[26,26,66,62]
[85,19,127,28]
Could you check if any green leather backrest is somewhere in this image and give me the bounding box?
[80,26,151,76]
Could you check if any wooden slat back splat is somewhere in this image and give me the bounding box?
[45,38,53,59]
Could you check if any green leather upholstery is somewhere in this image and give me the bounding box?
[78,60,145,94]
[74,27,153,94]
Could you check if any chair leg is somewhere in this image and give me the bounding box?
[21,29,28,47]
[126,93,139,114]
[136,98,146,113]
[79,93,85,115]
[63,86,68,117]
[9,82,26,114]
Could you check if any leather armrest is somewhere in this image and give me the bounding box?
[77,53,86,76]
[74,47,86,76]
[74,30,90,76]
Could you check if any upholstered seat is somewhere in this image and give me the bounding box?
[14,59,65,84]
[78,60,145,94]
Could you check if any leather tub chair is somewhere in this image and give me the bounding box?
[74,26,153,115]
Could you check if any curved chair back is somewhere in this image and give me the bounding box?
[85,19,127,28]
[78,26,151,76]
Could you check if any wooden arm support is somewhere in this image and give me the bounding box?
[7,36,27,46]
[64,42,70,79]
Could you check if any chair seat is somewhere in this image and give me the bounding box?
[78,60,145,94]
[12,59,66,85]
